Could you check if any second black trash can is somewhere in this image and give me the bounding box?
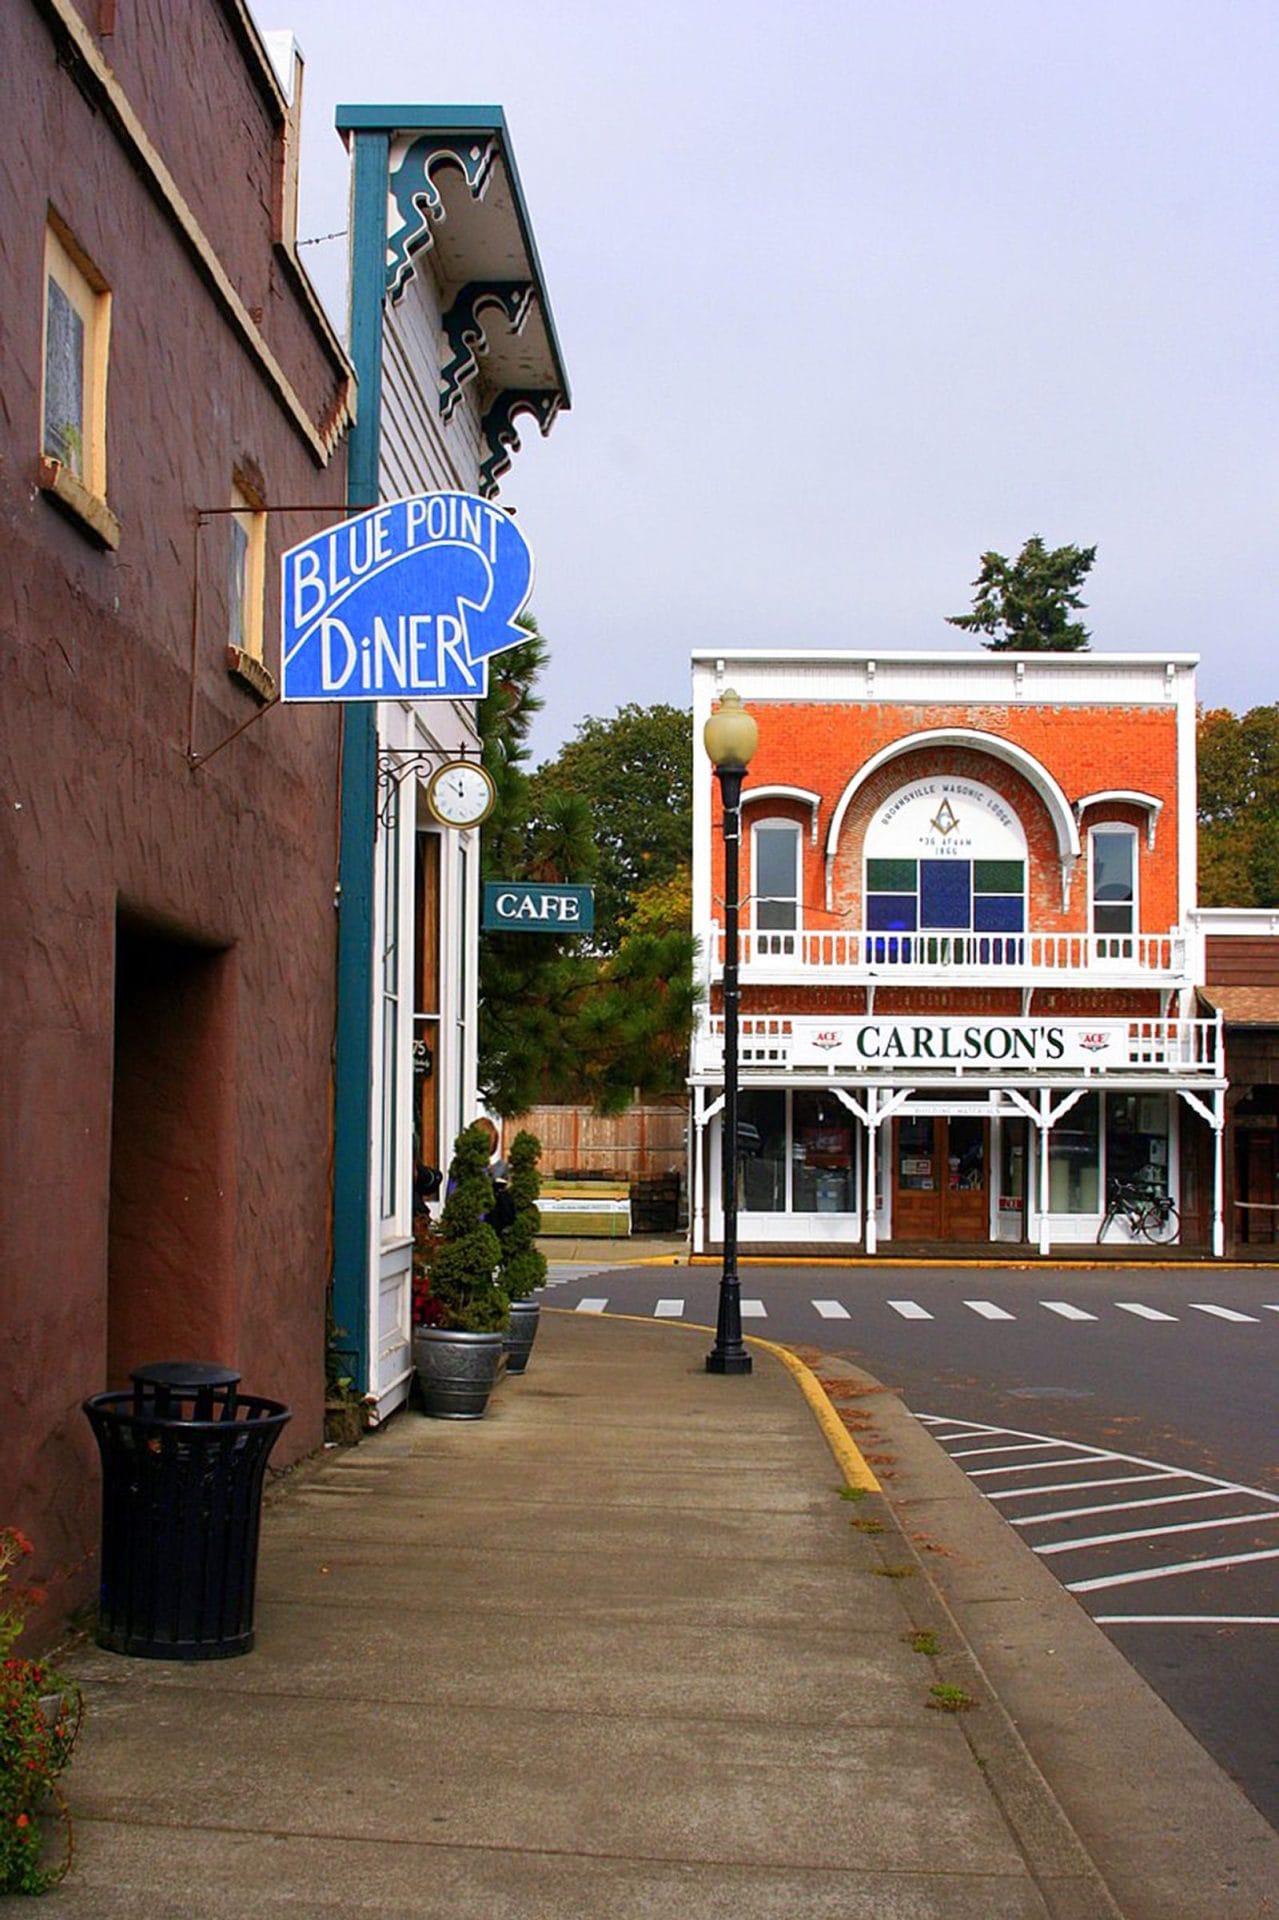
[83,1363,290,1660]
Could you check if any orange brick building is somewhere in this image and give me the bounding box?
[690,650,1225,1256]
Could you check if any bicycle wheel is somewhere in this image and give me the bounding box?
[1140,1198,1179,1245]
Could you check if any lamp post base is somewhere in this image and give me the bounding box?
[706,1348,753,1375]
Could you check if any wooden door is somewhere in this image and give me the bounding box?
[892,1116,990,1242]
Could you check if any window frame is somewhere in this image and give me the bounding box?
[228,479,267,664]
[750,818,802,934]
[39,213,117,547]
[1088,823,1139,947]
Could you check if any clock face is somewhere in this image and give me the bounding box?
[427,760,496,829]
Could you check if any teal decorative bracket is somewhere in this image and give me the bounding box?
[478,391,563,497]
[386,135,498,302]
[439,282,534,422]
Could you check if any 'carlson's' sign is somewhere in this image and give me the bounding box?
[279,492,533,702]
[781,1019,1131,1070]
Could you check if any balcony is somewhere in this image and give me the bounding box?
[703,924,1192,992]
[690,1011,1222,1080]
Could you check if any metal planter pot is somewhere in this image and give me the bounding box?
[504,1300,541,1374]
[413,1327,506,1419]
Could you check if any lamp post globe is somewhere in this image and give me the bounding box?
[704,689,756,1376]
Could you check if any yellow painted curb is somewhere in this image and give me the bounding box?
[545,1307,881,1495]
[686,1255,1268,1271]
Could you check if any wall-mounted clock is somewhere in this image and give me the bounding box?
[426,759,497,829]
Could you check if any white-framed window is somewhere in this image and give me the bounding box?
[40,213,117,545]
[735,1088,858,1214]
[751,820,801,932]
[228,480,267,662]
[1090,825,1137,957]
[379,783,402,1224]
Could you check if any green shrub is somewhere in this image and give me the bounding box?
[499,1130,547,1302]
[427,1125,509,1333]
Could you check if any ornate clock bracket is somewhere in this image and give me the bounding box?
[375,743,485,830]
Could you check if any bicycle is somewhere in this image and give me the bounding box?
[1097,1179,1179,1245]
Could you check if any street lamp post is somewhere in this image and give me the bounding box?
[703,689,758,1375]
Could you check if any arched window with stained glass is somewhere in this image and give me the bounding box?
[863,778,1027,964]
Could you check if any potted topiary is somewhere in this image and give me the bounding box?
[500,1130,547,1374]
[412,1123,510,1418]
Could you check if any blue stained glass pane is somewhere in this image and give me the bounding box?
[867,894,917,932]
[974,895,1024,933]
[920,860,971,929]
[866,935,913,964]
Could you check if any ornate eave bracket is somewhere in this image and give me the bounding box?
[439,281,534,422]
[385,135,499,303]
[478,390,564,498]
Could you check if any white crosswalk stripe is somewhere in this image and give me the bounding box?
[1115,1302,1178,1321]
[741,1299,768,1317]
[812,1300,851,1319]
[653,1299,685,1317]
[1189,1303,1259,1323]
[575,1298,609,1313]
[1041,1301,1097,1320]
[888,1300,933,1319]
[965,1300,1015,1320]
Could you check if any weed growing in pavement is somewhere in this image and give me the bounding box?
[837,1485,868,1502]
[905,1630,941,1656]
[871,1564,917,1579]
[927,1684,977,1713]
[849,1517,885,1534]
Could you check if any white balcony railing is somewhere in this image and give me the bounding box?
[705,925,1191,989]
[690,1012,1222,1079]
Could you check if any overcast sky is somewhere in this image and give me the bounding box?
[273,0,1278,763]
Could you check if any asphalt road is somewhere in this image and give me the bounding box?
[542,1259,1279,1829]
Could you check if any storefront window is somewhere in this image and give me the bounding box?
[736,1090,856,1213]
[793,1092,854,1211]
[1106,1093,1170,1196]
[1048,1093,1100,1213]
[898,1117,936,1191]
[738,1090,787,1211]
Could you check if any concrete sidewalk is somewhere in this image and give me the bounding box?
[41,1313,1279,1918]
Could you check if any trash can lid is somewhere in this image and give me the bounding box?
[130,1361,241,1391]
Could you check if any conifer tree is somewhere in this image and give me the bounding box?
[947,537,1096,651]
[498,1131,547,1301]
[428,1124,507,1332]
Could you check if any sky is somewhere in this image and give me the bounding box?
[272,0,1279,765]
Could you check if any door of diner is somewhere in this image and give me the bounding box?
[892,1115,989,1241]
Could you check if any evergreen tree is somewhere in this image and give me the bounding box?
[947,537,1097,651]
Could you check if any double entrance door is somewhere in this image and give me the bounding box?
[893,1113,989,1241]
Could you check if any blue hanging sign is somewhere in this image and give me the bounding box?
[279,492,534,702]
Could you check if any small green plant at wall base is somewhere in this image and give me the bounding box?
[927,1683,977,1713]
[0,1528,82,1895]
[837,1485,868,1502]
[498,1131,547,1302]
[906,1630,941,1656]
[849,1517,885,1534]
[426,1125,509,1333]
[871,1564,917,1579]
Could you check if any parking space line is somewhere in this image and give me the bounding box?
[1068,1545,1279,1594]
[1036,1510,1279,1556]
[1093,1615,1279,1626]
[950,1440,1074,1459]
[987,1472,1176,1500]
[1010,1488,1241,1526]
[969,1452,1121,1479]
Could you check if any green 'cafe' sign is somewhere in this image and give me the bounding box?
[482,883,594,933]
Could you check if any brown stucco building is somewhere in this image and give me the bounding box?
[1,0,355,1634]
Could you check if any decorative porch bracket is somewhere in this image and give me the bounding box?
[386,134,498,302]
[438,281,533,422]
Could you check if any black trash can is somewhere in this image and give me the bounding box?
[83,1362,291,1660]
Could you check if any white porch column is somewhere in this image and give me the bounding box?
[864,1086,879,1256]
[690,1089,705,1255]
[1038,1088,1052,1257]
[1213,1087,1226,1259]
